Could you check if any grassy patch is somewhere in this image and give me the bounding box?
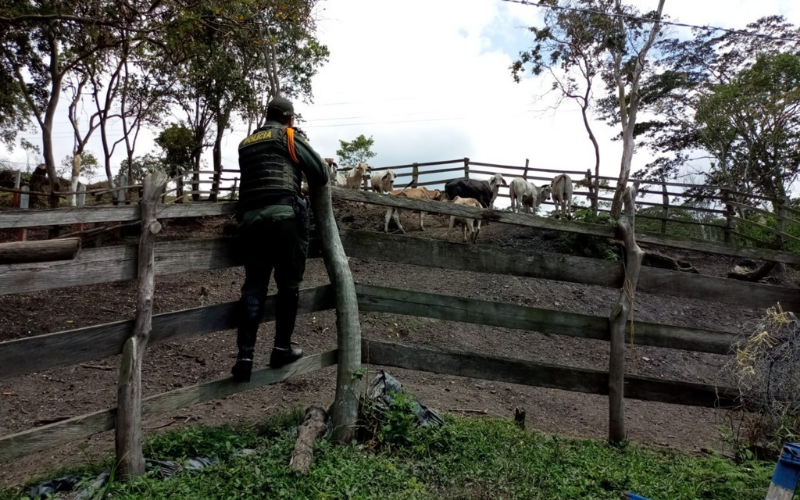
[4,414,779,500]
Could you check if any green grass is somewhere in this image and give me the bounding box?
[2,412,780,500]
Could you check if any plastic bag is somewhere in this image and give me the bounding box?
[367,370,444,427]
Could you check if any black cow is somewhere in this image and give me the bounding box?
[444,173,506,209]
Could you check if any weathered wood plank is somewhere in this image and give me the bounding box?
[332,187,800,265]
[0,286,335,380]
[0,238,239,296]
[0,203,235,229]
[0,350,337,463]
[341,231,800,311]
[116,171,167,479]
[0,237,80,264]
[355,284,735,354]
[1,283,731,383]
[361,339,739,408]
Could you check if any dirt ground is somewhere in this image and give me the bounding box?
[0,202,796,487]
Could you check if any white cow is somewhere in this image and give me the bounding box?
[448,196,482,244]
[550,174,574,220]
[509,178,551,214]
[346,162,370,190]
[371,169,397,194]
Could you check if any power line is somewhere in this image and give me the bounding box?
[500,0,800,43]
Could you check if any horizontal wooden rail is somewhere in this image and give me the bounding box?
[0,203,235,230]
[363,340,739,408]
[469,162,526,171]
[339,230,800,311]
[595,196,727,215]
[370,159,463,172]
[357,285,736,354]
[727,200,798,227]
[0,283,735,383]
[332,188,800,265]
[0,350,337,462]
[0,286,335,380]
[524,166,588,175]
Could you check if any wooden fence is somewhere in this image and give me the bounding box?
[0,184,795,467]
[359,158,798,249]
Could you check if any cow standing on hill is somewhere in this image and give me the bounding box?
[550,174,573,220]
[509,178,551,215]
[384,187,443,233]
[444,173,506,209]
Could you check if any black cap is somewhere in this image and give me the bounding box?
[267,97,295,117]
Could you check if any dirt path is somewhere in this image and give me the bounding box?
[0,204,793,487]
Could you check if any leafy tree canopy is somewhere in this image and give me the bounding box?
[336,134,376,169]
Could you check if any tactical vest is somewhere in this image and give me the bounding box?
[237,124,301,213]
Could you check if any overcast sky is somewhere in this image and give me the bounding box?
[3,0,800,206]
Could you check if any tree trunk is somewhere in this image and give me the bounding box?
[610,124,635,218]
[0,238,81,264]
[70,153,82,207]
[210,113,227,203]
[310,185,361,444]
[608,181,644,444]
[115,171,168,480]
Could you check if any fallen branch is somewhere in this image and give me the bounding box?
[289,406,329,474]
[728,261,777,282]
[642,250,699,274]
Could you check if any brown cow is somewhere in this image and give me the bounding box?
[384,187,443,233]
[447,196,482,243]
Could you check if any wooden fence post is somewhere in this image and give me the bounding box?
[411,163,419,188]
[310,185,361,443]
[721,189,734,244]
[18,186,29,242]
[660,180,668,234]
[115,171,168,480]
[608,181,644,445]
[523,159,530,180]
[586,169,596,215]
[464,157,470,179]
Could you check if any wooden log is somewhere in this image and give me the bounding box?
[331,187,800,265]
[310,182,361,444]
[0,202,236,230]
[339,230,800,312]
[289,406,329,473]
[368,159,463,172]
[0,238,80,264]
[116,171,167,480]
[0,351,337,463]
[0,283,733,384]
[355,284,735,354]
[464,157,470,179]
[608,182,644,444]
[361,339,739,408]
[0,286,335,380]
[411,163,419,188]
[660,180,668,234]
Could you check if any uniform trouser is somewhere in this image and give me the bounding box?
[236,216,309,359]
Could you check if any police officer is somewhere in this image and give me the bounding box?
[232,96,329,383]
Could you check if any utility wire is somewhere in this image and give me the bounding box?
[500,0,800,43]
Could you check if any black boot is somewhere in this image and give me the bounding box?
[271,289,303,368]
[232,294,263,382]
[231,358,253,383]
[269,345,303,367]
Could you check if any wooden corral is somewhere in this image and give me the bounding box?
[0,176,796,472]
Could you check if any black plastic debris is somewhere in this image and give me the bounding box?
[146,454,220,478]
[29,471,109,500]
[29,475,82,499]
[367,370,444,427]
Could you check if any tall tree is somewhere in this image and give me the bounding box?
[630,16,800,204]
[0,0,125,208]
[512,0,610,212]
[336,134,376,169]
[695,53,800,204]
[604,0,666,217]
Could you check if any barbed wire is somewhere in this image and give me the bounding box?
[499,0,800,43]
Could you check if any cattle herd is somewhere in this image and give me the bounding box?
[314,158,575,244]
